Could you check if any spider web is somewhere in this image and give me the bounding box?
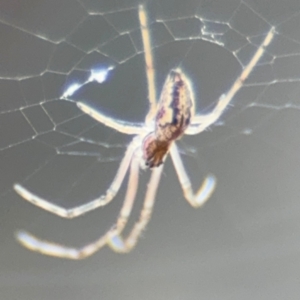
[1,0,300,208]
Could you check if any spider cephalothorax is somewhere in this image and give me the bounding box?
[142,133,170,168]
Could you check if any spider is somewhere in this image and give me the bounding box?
[13,5,275,259]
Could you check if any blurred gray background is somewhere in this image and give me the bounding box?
[1,0,300,299]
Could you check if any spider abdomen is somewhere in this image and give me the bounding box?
[155,69,194,142]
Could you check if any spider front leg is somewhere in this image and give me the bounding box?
[186,27,275,135]
[15,152,141,259]
[108,164,164,253]
[138,5,157,124]
[170,143,216,208]
[14,137,140,218]
[77,102,145,135]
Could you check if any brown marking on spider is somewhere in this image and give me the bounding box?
[143,69,194,168]
[155,69,194,142]
[142,134,169,167]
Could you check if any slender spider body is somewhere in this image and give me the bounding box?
[13,5,275,259]
[144,69,194,167]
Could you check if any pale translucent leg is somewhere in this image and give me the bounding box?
[139,5,157,124]
[77,102,144,135]
[170,143,216,207]
[14,138,140,218]
[186,27,275,135]
[15,155,141,259]
[107,164,164,253]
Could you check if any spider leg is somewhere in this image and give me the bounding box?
[14,138,140,218]
[139,5,157,124]
[77,102,144,135]
[108,164,163,253]
[15,154,141,259]
[170,143,216,207]
[187,27,275,135]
